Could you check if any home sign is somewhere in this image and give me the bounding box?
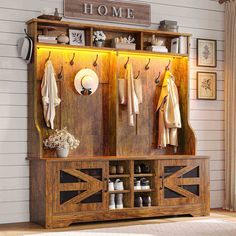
[64,0,151,26]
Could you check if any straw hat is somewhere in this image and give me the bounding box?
[74,69,99,96]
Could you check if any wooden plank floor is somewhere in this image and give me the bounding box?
[0,209,235,236]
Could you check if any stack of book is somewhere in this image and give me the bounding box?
[38,35,57,44]
[146,45,168,53]
[159,20,179,32]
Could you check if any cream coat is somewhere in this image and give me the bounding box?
[126,63,139,126]
[41,60,61,129]
[156,71,181,148]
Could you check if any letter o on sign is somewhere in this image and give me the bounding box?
[98,5,108,16]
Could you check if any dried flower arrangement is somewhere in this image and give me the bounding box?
[43,127,80,150]
[93,31,106,42]
[114,35,135,44]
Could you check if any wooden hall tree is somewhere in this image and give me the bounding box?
[27,19,210,228]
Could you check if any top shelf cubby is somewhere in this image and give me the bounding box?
[27,18,191,56]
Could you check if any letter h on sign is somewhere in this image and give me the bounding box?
[84,3,93,14]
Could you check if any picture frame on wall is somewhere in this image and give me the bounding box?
[69,29,85,46]
[197,39,217,67]
[197,72,217,100]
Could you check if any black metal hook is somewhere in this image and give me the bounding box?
[45,51,51,62]
[93,54,99,67]
[57,66,63,80]
[155,72,161,84]
[124,57,130,69]
[135,71,141,80]
[70,53,75,66]
[24,28,31,38]
[145,58,151,70]
[166,59,171,70]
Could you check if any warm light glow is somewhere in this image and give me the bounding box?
[36,43,188,60]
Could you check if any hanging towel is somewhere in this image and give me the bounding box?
[134,78,143,104]
[118,78,127,104]
[126,63,139,126]
[156,71,181,148]
[41,60,61,129]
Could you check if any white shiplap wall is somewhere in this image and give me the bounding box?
[0,0,225,224]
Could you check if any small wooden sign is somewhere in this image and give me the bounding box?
[64,0,151,26]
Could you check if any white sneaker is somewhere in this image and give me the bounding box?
[109,193,116,210]
[134,178,141,190]
[114,179,124,191]
[116,193,123,209]
[108,179,114,191]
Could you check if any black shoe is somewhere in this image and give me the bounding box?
[134,165,141,174]
[143,196,152,207]
[134,196,143,207]
[140,163,150,173]
[141,178,150,190]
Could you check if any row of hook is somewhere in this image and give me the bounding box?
[45,51,99,80]
[45,51,99,67]
[124,57,171,71]
[124,57,151,70]
[126,58,171,84]
[133,70,161,84]
[45,51,170,83]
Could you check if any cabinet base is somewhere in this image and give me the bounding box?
[42,204,209,229]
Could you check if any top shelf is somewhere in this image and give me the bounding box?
[27,18,192,38]
[28,18,191,56]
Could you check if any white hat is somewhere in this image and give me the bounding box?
[17,36,33,64]
[74,69,99,96]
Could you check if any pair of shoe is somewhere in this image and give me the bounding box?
[134,196,152,207]
[109,179,124,191]
[109,193,123,209]
[109,165,125,175]
[134,163,150,174]
[134,178,150,190]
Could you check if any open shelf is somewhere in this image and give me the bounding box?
[109,174,130,178]
[109,190,130,194]
[134,173,155,177]
[134,189,155,193]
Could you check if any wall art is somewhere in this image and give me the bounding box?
[197,72,217,100]
[197,39,217,67]
[69,29,85,46]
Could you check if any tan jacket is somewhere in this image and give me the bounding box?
[156,71,181,148]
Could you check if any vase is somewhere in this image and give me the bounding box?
[95,41,104,47]
[56,146,69,158]
[57,34,69,44]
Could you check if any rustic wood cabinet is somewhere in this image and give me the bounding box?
[27,19,210,228]
[30,156,209,228]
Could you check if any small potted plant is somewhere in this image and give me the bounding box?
[93,31,106,47]
[43,127,80,158]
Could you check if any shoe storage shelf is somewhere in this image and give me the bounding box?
[27,19,210,229]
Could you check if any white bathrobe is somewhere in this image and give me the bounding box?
[126,63,139,126]
[41,60,61,129]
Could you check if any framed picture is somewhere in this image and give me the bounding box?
[197,39,217,67]
[197,72,217,100]
[69,29,85,46]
